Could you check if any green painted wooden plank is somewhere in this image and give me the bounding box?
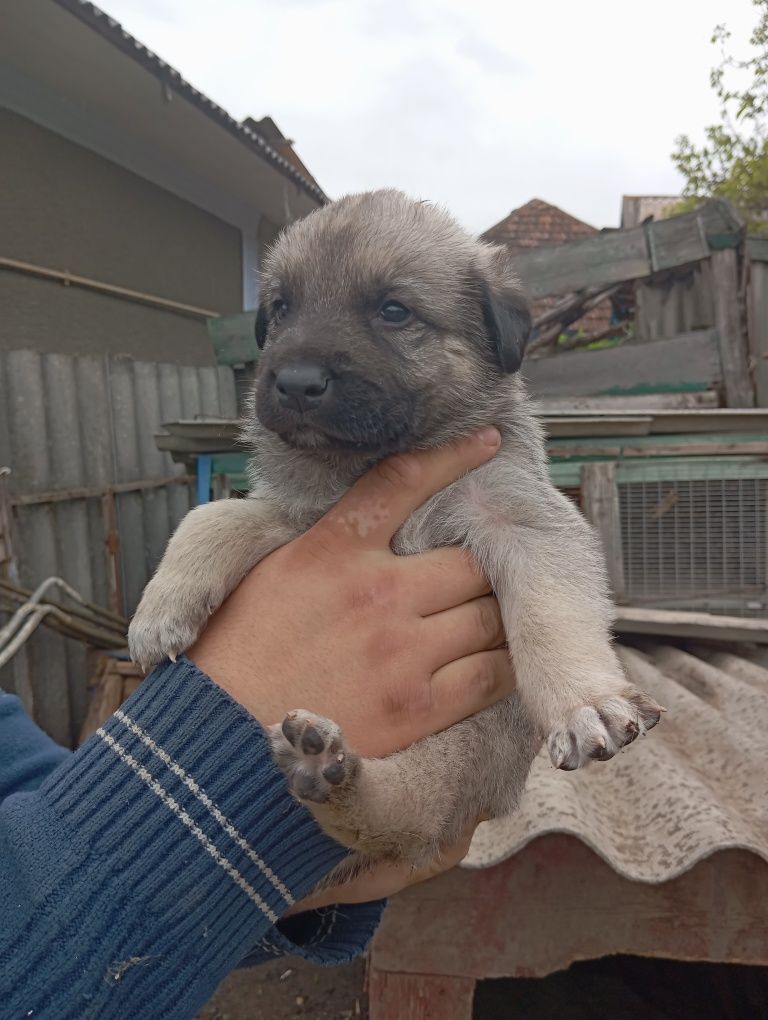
[548,431,768,451]
[747,236,768,263]
[210,452,249,474]
[595,382,710,397]
[549,455,768,489]
[207,312,259,366]
[524,330,721,400]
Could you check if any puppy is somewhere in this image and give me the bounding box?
[129,190,661,872]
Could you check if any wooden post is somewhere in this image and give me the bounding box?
[100,492,124,618]
[368,971,475,1020]
[580,462,625,601]
[711,248,755,407]
[748,257,768,408]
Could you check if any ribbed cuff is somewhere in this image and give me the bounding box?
[241,901,386,968]
[42,658,348,922]
[5,658,383,1019]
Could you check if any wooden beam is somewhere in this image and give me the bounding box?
[580,463,625,600]
[711,248,755,407]
[614,606,768,644]
[524,329,722,400]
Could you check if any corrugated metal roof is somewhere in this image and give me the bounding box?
[465,641,768,880]
[51,0,327,205]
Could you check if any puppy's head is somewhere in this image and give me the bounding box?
[252,190,530,456]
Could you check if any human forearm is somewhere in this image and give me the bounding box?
[0,659,381,1020]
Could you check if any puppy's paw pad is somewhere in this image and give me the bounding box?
[269,710,357,804]
[547,687,664,771]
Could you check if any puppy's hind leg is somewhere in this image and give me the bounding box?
[269,699,538,869]
[128,498,295,670]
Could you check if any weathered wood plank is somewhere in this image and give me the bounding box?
[515,226,649,298]
[524,329,722,400]
[515,200,741,299]
[536,391,720,412]
[613,606,768,643]
[206,311,258,366]
[711,248,755,407]
[368,971,475,1020]
[647,211,709,271]
[542,408,768,434]
[549,437,768,459]
[747,236,768,263]
[748,259,768,408]
[581,463,625,599]
[372,838,768,979]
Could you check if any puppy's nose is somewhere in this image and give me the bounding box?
[274,363,332,411]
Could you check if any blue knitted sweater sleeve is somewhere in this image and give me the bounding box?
[0,659,384,1020]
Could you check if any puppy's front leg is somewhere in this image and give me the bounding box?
[466,480,662,770]
[128,498,295,670]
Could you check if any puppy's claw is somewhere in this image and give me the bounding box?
[548,685,662,771]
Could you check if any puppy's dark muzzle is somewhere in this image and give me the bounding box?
[274,363,333,413]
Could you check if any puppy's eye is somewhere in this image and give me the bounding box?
[272,299,289,322]
[378,301,411,324]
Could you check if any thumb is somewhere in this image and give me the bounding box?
[308,428,501,555]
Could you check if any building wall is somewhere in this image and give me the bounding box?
[0,109,243,365]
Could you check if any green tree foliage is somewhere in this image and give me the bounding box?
[672,0,768,231]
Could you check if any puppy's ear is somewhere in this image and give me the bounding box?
[478,247,532,374]
[254,303,269,350]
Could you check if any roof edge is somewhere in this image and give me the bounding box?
[51,0,328,205]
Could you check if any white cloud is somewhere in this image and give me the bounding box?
[96,0,758,231]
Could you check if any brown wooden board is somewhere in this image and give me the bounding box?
[371,837,768,981]
[524,329,722,400]
[368,972,476,1020]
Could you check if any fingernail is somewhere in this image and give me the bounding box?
[476,427,501,448]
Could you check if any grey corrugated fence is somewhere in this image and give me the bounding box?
[0,349,237,745]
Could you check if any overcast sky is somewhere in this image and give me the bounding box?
[98,0,757,233]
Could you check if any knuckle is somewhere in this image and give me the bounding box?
[476,598,502,642]
[471,655,502,701]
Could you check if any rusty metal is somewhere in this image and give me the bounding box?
[0,257,220,320]
[100,492,124,618]
[0,468,19,582]
[11,474,194,507]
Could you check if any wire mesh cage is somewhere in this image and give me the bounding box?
[617,463,768,618]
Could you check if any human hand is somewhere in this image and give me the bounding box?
[189,427,514,758]
[284,823,479,915]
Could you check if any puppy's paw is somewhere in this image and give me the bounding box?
[547,686,664,771]
[128,586,211,671]
[269,710,359,804]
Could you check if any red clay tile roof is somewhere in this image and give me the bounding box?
[482,198,598,249]
[482,200,614,337]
